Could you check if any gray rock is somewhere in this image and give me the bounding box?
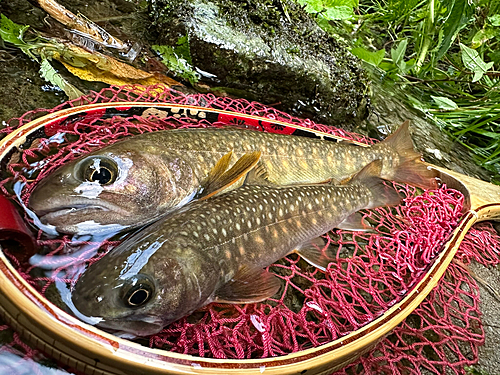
[147,0,370,128]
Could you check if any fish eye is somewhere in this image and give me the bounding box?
[79,156,118,186]
[122,275,155,308]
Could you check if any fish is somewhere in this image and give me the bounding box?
[71,160,401,336]
[29,121,436,236]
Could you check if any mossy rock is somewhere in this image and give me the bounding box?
[147,0,370,128]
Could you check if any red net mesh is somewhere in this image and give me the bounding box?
[0,84,498,374]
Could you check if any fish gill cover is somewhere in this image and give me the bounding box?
[0,84,497,374]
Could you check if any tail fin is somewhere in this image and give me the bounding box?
[377,120,438,190]
[350,160,402,209]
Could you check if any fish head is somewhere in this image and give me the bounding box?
[29,144,197,236]
[71,238,206,336]
[73,271,165,336]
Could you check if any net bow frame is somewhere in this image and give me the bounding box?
[0,84,498,375]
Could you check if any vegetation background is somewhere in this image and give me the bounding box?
[302,0,500,183]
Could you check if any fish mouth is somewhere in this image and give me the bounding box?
[30,198,132,235]
[98,315,165,337]
[38,205,108,222]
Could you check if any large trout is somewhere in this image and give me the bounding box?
[71,160,401,336]
[29,121,435,235]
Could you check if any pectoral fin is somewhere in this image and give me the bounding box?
[198,151,262,201]
[214,266,281,304]
[204,150,233,186]
[294,237,334,272]
[337,212,374,232]
[244,161,273,185]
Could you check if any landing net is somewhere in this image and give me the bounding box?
[0,84,498,374]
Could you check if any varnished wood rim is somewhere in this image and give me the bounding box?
[0,103,495,374]
[0,102,357,162]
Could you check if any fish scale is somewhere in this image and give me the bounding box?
[30,122,437,236]
[71,160,401,337]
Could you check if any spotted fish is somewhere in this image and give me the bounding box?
[71,160,401,336]
[29,121,435,235]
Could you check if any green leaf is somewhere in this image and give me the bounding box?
[391,39,407,66]
[39,59,83,100]
[173,35,193,65]
[488,50,500,64]
[0,13,29,47]
[391,39,408,72]
[431,95,458,110]
[331,0,358,7]
[351,47,385,66]
[460,43,494,82]
[295,0,355,20]
[489,14,500,26]
[471,28,497,48]
[324,5,354,20]
[436,0,474,60]
[295,0,320,13]
[152,38,199,85]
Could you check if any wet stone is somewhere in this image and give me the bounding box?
[147,0,370,128]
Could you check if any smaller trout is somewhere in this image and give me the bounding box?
[71,160,401,336]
